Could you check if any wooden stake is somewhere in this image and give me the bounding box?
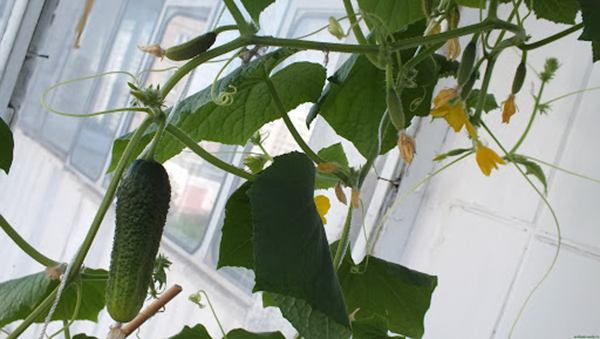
[119,284,183,337]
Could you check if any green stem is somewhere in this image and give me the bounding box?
[520,23,583,51]
[70,117,154,275]
[213,24,239,35]
[258,143,273,161]
[358,114,389,187]
[333,204,354,271]
[0,214,59,267]
[144,110,166,160]
[480,122,561,339]
[264,79,323,164]
[342,0,367,45]
[161,37,246,98]
[402,42,445,72]
[222,0,252,35]
[6,287,59,339]
[509,81,546,154]
[165,124,257,181]
[542,86,600,106]
[473,53,498,124]
[246,18,525,54]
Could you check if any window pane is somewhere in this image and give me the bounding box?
[70,0,164,180]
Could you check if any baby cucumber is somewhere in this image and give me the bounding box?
[106,159,171,322]
[165,31,217,61]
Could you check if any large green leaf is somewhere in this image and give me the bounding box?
[525,0,580,24]
[227,329,285,339]
[357,0,425,33]
[310,20,446,157]
[335,243,437,339]
[108,49,326,172]
[0,117,13,174]
[315,143,350,190]
[578,0,600,42]
[72,334,98,339]
[249,152,351,339]
[352,315,404,339]
[169,324,212,339]
[240,0,276,24]
[466,89,499,113]
[0,269,108,327]
[218,181,254,270]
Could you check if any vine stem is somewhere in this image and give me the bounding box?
[165,124,257,182]
[6,287,59,339]
[264,78,324,165]
[342,0,367,45]
[333,205,354,271]
[542,85,600,106]
[519,23,583,51]
[509,81,546,154]
[121,284,183,336]
[0,214,59,267]
[473,53,498,123]
[222,0,252,35]
[480,122,561,339]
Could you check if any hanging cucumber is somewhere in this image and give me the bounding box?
[106,159,171,323]
[165,31,217,61]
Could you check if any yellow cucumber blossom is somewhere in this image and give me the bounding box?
[501,93,518,124]
[430,102,478,139]
[432,87,458,109]
[314,195,331,224]
[398,130,417,164]
[475,142,506,176]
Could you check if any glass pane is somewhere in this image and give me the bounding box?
[70,0,164,180]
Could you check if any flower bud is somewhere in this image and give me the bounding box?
[328,17,345,40]
[335,182,348,205]
[317,162,338,173]
[351,189,360,209]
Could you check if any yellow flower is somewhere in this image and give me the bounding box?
[475,142,506,176]
[314,195,331,224]
[397,131,417,164]
[432,87,458,109]
[446,38,460,61]
[430,102,478,139]
[501,93,518,124]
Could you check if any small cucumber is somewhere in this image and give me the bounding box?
[106,159,171,322]
[387,88,405,131]
[511,61,526,94]
[165,31,217,61]
[457,41,476,87]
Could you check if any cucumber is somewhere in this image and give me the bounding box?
[106,159,171,322]
[165,31,217,61]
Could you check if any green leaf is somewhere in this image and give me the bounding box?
[335,242,437,339]
[108,50,326,172]
[0,269,108,327]
[593,41,600,62]
[262,292,277,308]
[169,324,212,339]
[466,89,499,113]
[578,0,600,41]
[512,156,548,194]
[315,143,350,190]
[249,152,351,339]
[433,54,460,79]
[311,20,446,157]
[353,315,405,339]
[357,0,425,33]
[525,0,580,24]
[240,0,276,24]
[227,328,285,339]
[218,181,255,270]
[0,117,14,174]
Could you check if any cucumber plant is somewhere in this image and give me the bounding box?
[0,0,598,338]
